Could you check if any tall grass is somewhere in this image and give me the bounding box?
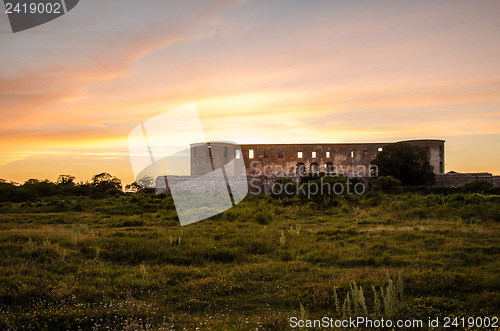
[0,192,497,329]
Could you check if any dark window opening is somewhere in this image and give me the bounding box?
[311,162,320,173]
[224,147,228,158]
[325,162,334,173]
[278,149,284,158]
[263,150,269,158]
[296,162,305,176]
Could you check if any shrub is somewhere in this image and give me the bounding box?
[270,178,297,199]
[370,176,403,194]
[298,175,348,206]
[429,186,461,195]
[254,211,272,225]
[105,187,123,196]
[462,179,493,193]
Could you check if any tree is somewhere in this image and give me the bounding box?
[91,173,122,193]
[136,175,156,189]
[124,182,143,193]
[23,178,40,185]
[22,178,58,196]
[371,142,435,186]
[57,174,75,185]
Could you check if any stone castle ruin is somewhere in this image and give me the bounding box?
[155,139,499,195]
[191,139,445,177]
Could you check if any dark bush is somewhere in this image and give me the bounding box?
[462,180,494,194]
[297,175,349,206]
[254,211,272,225]
[270,178,297,199]
[403,186,430,194]
[370,176,403,194]
[429,186,461,195]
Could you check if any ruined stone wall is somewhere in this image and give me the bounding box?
[236,139,445,176]
[156,172,499,196]
[156,174,372,195]
[239,143,376,176]
[155,175,286,195]
[190,142,246,177]
[155,176,238,195]
[402,140,444,174]
[435,173,500,188]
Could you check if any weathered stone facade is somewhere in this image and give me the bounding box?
[155,171,500,196]
[190,142,245,177]
[435,172,500,188]
[153,139,499,195]
[155,174,371,195]
[191,139,445,177]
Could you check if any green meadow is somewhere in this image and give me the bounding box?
[0,189,499,330]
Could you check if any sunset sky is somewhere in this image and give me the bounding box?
[1,0,499,184]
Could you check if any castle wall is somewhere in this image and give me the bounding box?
[155,172,500,196]
[435,173,500,188]
[155,174,371,195]
[190,142,245,177]
[235,139,444,177]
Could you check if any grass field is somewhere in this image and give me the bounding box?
[0,191,498,330]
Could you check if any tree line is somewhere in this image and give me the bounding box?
[1,143,496,203]
[0,173,153,203]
